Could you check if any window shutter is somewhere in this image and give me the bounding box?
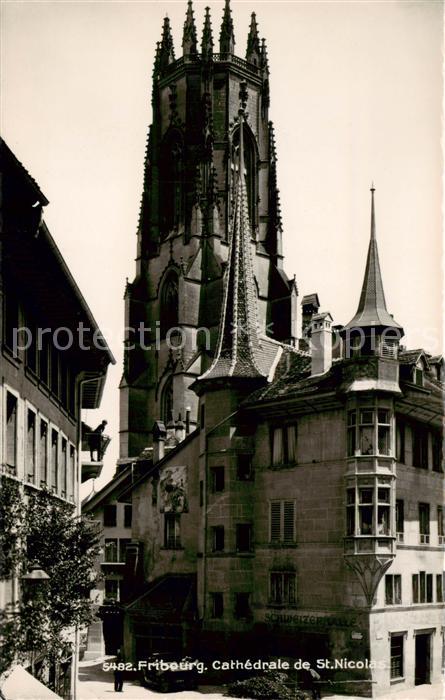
[283,501,295,543]
[270,502,281,542]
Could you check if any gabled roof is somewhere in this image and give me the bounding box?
[344,188,403,332]
[0,139,49,206]
[301,293,320,308]
[399,348,430,368]
[82,465,132,512]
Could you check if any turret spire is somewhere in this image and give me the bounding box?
[182,0,198,56]
[220,0,235,54]
[159,16,175,71]
[344,187,403,332]
[246,12,261,65]
[199,83,264,381]
[201,7,214,61]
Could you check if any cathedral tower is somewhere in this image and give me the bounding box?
[120,1,298,459]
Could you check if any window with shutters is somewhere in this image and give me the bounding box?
[40,420,48,485]
[6,392,18,473]
[26,409,36,483]
[419,503,430,544]
[50,429,58,491]
[60,437,67,497]
[270,571,296,606]
[390,633,404,680]
[412,571,434,604]
[437,506,444,545]
[396,500,404,543]
[413,426,429,469]
[269,500,296,545]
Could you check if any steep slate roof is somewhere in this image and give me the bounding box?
[398,349,430,367]
[199,100,281,382]
[344,188,403,331]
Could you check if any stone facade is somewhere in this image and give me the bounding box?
[119,2,297,459]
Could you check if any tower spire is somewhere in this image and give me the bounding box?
[182,0,198,56]
[220,0,235,54]
[246,12,261,65]
[344,186,403,332]
[159,16,175,71]
[201,7,214,61]
[199,83,265,382]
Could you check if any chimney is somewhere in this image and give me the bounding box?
[152,421,166,463]
[166,411,176,442]
[185,406,191,435]
[175,412,186,442]
[301,293,320,339]
[310,312,333,375]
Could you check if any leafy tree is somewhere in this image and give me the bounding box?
[0,479,101,686]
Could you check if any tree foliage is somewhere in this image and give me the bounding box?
[0,477,101,678]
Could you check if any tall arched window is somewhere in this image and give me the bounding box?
[160,132,184,239]
[231,126,257,228]
[160,271,179,337]
[161,376,174,425]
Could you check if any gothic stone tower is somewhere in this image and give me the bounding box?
[120,1,298,459]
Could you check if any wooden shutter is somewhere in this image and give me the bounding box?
[270,502,281,542]
[283,501,295,543]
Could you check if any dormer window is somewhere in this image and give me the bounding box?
[413,366,424,387]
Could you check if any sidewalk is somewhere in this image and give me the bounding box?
[77,658,444,700]
[77,657,229,700]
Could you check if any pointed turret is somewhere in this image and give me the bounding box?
[344,187,402,331]
[220,0,235,54]
[159,16,175,71]
[201,7,214,61]
[182,0,198,56]
[260,37,269,73]
[199,84,265,382]
[246,13,261,65]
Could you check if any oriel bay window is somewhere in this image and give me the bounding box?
[346,406,393,457]
[345,481,392,537]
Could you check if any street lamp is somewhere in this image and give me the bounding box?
[21,564,50,676]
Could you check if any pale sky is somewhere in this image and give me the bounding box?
[1,0,443,492]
